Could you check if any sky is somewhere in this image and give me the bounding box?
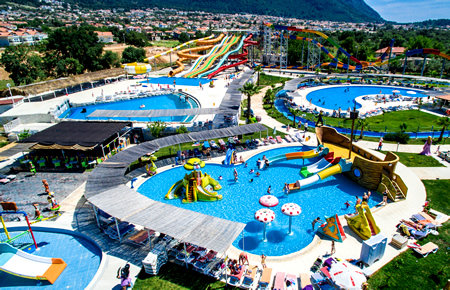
[365,0,450,23]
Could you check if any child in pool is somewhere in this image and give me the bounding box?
[250,169,254,174]
[256,172,260,177]
[218,176,223,180]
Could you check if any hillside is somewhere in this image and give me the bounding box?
[9,0,384,23]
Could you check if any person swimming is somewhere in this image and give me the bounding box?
[256,172,260,177]
[218,175,223,180]
[140,104,145,109]
[249,169,254,174]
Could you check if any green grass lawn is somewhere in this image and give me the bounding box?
[258,73,291,87]
[422,180,450,215]
[150,40,180,48]
[380,151,444,167]
[368,179,449,289]
[133,263,227,289]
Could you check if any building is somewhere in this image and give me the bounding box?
[0,28,47,46]
[95,31,114,43]
[375,47,406,58]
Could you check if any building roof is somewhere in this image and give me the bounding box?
[436,94,450,101]
[95,31,114,37]
[375,47,406,54]
[21,121,131,150]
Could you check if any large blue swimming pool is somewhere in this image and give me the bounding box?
[138,147,381,256]
[0,227,102,289]
[306,85,426,111]
[60,93,198,122]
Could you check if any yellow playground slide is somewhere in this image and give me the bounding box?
[185,35,241,78]
[345,203,380,240]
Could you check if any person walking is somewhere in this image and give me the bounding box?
[330,241,336,255]
[377,137,383,151]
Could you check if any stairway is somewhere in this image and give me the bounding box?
[392,181,405,201]
[186,179,194,202]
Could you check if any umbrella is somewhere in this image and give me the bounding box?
[259,195,279,207]
[255,208,275,241]
[406,91,416,95]
[329,261,366,290]
[281,203,301,235]
[273,126,277,135]
[392,90,400,93]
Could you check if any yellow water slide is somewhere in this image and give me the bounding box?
[168,34,225,77]
[185,35,241,78]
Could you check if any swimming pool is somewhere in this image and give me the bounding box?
[306,85,426,111]
[60,93,198,122]
[0,227,102,289]
[141,76,212,86]
[138,147,381,256]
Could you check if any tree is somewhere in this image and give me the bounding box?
[399,122,407,133]
[101,51,121,68]
[436,117,450,142]
[121,46,146,64]
[46,25,104,72]
[55,58,83,77]
[178,32,190,43]
[253,65,262,86]
[264,88,275,107]
[289,107,301,127]
[357,118,369,139]
[176,125,189,134]
[0,45,46,85]
[148,121,167,138]
[239,82,261,123]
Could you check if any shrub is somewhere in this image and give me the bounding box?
[383,132,410,144]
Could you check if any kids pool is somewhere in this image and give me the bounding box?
[138,147,381,256]
[306,85,426,111]
[0,227,102,289]
[60,93,198,122]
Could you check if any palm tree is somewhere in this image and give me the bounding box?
[254,65,262,86]
[264,88,275,108]
[437,117,450,142]
[239,82,261,123]
[289,107,301,128]
[357,118,369,139]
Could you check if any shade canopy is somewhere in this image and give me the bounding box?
[22,121,131,150]
[329,261,366,290]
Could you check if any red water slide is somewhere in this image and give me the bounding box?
[207,34,258,79]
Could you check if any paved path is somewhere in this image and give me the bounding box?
[252,83,450,180]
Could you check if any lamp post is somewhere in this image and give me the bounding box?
[348,102,359,159]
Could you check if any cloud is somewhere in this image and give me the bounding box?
[365,0,450,22]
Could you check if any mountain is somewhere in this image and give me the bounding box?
[60,0,384,23]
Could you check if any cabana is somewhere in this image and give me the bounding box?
[20,121,132,168]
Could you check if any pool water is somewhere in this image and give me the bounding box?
[0,228,102,289]
[61,93,198,122]
[138,147,381,256]
[141,77,212,86]
[306,85,426,111]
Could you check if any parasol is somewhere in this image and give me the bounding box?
[329,261,366,290]
[255,208,275,241]
[281,203,301,234]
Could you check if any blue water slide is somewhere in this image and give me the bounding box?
[197,36,245,78]
[178,36,230,77]
[224,148,234,165]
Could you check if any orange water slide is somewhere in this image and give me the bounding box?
[168,34,225,77]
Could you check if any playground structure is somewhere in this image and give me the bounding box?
[145,154,158,176]
[317,214,347,242]
[262,22,450,77]
[316,126,407,202]
[345,203,380,240]
[165,170,222,203]
[1,202,38,251]
[259,145,329,170]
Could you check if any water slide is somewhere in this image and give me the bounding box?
[300,152,339,178]
[207,34,258,79]
[288,158,352,191]
[0,243,67,284]
[198,36,246,78]
[166,180,183,200]
[345,203,380,240]
[168,34,225,77]
[196,173,222,201]
[185,35,241,78]
[177,35,230,77]
[224,148,235,166]
[259,146,329,170]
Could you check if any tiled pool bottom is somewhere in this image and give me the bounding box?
[0,227,102,289]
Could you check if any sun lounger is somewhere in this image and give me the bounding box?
[273,272,286,290]
[209,140,219,149]
[412,242,438,257]
[419,212,441,225]
[285,135,293,143]
[227,265,247,287]
[218,139,226,146]
[285,273,299,290]
[241,265,260,289]
[268,136,276,144]
[105,222,135,240]
[276,136,283,143]
[258,267,272,290]
[300,273,312,289]
[126,229,154,246]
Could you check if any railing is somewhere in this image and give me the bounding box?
[393,173,408,198]
[378,174,397,201]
